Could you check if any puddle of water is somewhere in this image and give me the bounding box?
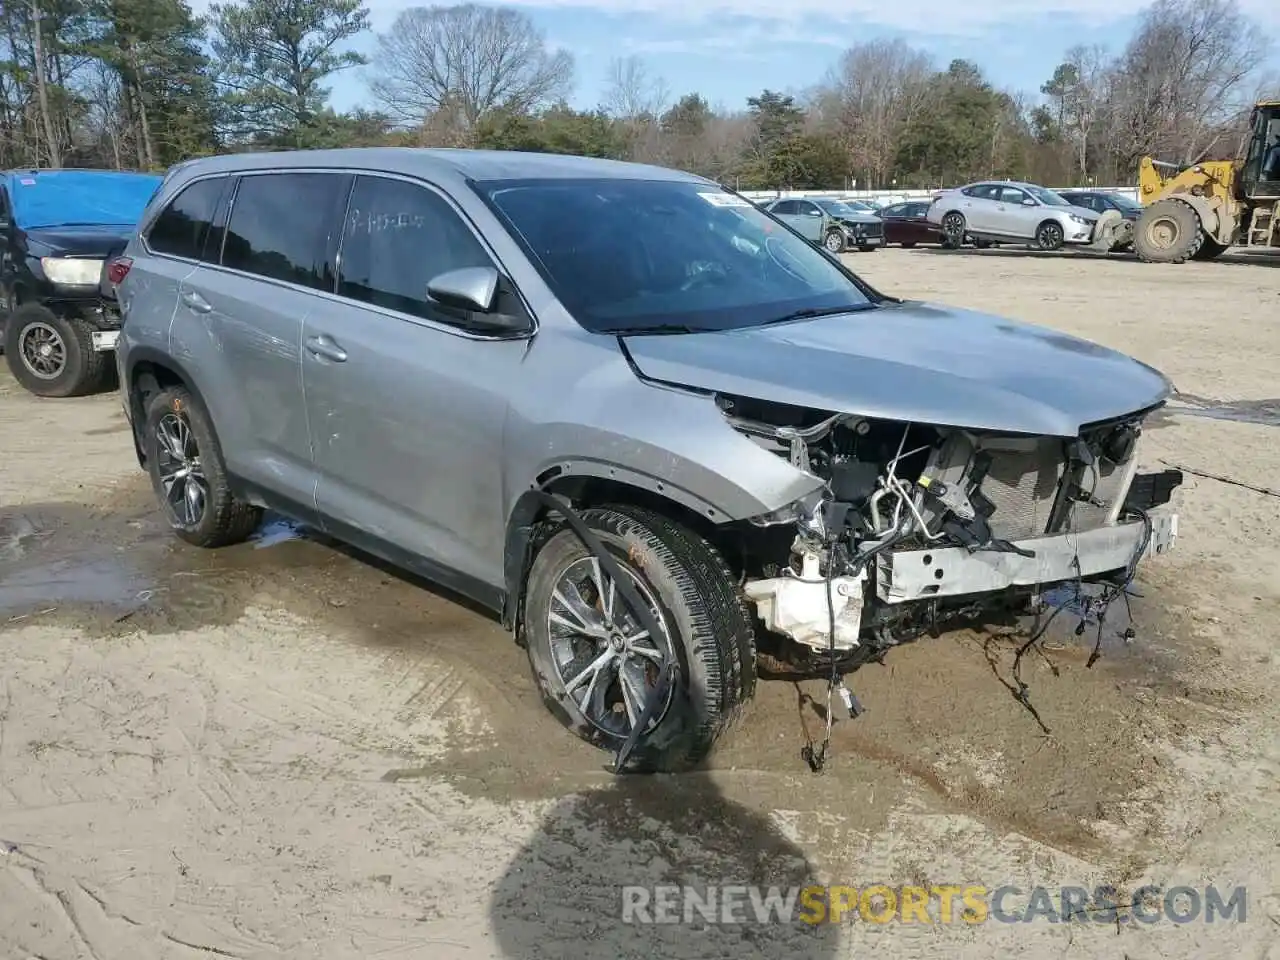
[0,555,152,617]
[250,515,309,549]
[1165,393,1280,428]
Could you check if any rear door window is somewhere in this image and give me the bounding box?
[221,172,351,291]
[146,177,228,261]
[336,175,498,325]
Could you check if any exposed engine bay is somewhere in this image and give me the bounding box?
[716,393,1182,668]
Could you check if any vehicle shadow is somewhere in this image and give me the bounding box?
[488,772,842,959]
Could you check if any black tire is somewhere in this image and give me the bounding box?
[974,238,994,249]
[3,304,111,398]
[941,212,966,249]
[1192,237,1229,261]
[522,505,756,773]
[143,385,262,548]
[1035,220,1065,251]
[1133,199,1203,263]
[858,245,878,253]
[823,230,845,253]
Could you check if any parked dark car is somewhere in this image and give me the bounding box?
[1,167,163,397]
[876,200,946,247]
[1057,190,1142,222]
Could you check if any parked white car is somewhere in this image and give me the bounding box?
[926,181,1101,251]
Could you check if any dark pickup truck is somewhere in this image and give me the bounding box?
[1,168,162,397]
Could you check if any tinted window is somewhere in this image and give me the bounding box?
[770,200,796,215]
[908,202,932,216]
[338,175,495,322]
[478,177,874,334]
[147,178,226,260]
[222,173,348,290]
[880,203,906,217]
[997,186,1029,204]
[1063,193,1095,211]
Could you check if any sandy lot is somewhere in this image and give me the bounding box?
[2,247,1279,959]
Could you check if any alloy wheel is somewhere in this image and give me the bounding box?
[824,231,844,252]
[942,213,965,241]
[1037,222,1064,250]
[546,554,674,738]
[155,411,208,527]
[18,321,66,380]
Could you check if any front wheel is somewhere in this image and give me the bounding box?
[1133,199,1203,263]
[143,386,262,547]
[3,304,112,397]
[522,505,756,772]
[823,230,845,253]
[1036,220,1065,251]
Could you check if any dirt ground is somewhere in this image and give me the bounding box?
[2,247,1279,959]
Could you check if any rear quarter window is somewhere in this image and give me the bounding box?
[146,178,228,261]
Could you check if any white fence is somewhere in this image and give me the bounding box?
[738,186,1141,206]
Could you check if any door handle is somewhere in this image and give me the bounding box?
[305,334,347,362]
[180,290,211,313]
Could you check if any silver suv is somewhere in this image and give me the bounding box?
[927,180,1101,250]
[114,149,1182,772]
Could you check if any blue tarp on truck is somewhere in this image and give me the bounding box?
[7,169,163,230]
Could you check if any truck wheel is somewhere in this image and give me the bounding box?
[143,385,262,548]
[1134,199,1203,263]
[3,304,111,398]
[522,505,756,773]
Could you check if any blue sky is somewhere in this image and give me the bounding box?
[197,0,1280,116]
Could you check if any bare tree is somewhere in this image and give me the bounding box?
[601,55,668,120]
[819,38,933,189]
[1105,0,1270,166]
[369,3,574,130]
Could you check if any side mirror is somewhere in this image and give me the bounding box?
[1022,198,1037,206]
[427,266,500,313]
[426,265,529,334]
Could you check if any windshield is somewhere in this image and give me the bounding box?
[1025,185,1071,206]
[9,170,164,230]
[476,178,874,334]
[815,199,873,217]
[1107,193,1142,211]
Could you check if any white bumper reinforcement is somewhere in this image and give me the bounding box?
[876,510,1178,604]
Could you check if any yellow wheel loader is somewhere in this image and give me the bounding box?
[1133,100,1280,263]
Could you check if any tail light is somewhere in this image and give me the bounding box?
[106,257,132,286]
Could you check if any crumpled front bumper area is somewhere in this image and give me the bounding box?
[876,509,1177,604]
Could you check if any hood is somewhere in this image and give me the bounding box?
[838,213,882,225]
[1064,204,1099,221]
[621,301,1171,437]
[19,224,133,259]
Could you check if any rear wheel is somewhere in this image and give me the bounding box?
[1134,199,1203,263]
[3,304,111,398]
[521,505,756,772]
[941,212,966,249]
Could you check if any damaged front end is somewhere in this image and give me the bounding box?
[720,393,1181,670]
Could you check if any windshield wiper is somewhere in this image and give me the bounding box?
[604,323,715,335]
[759,304,876,326]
